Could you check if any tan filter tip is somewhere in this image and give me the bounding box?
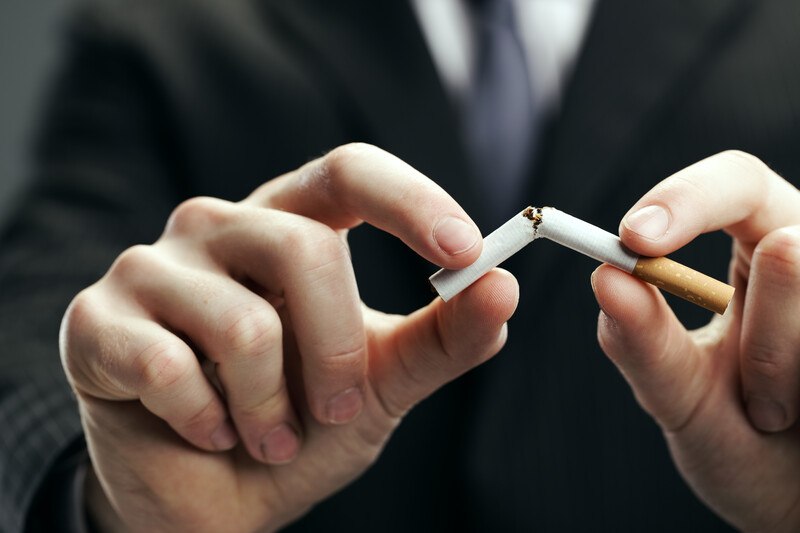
[632,256,735,315]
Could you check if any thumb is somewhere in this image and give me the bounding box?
[368,269,518,418]
[591,264,709,432]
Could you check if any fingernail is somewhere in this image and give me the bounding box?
[624,205,670,241]
[746,395,787,432]
[326,387,364,424]
[260,423,300,464]
[211,419,238,450]
[434,217,480,255]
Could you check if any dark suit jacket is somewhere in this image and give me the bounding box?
[2,0,799,531]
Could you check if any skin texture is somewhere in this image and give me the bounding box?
[592,151,800,532]
[60,144,519,532]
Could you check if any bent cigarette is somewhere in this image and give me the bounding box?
[429,206,735,314]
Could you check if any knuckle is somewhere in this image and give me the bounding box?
[133,340,193,393]
[219,305,280,356]
[60,288,103,380]
[320,142,379,191]
[237,378,287,419]
[108,244,162,284]
[717,150,771,186]
[667,171,711,199]
[745,344,784,381]
[325,143,376,175]
[316,343,366,376]
[180,397,224,435]
[165,196,231,236]
[394,343,436,397]
[718,149,764,168]
[276,220,313,252]
[305,235,351,276]
[754,227,800,280]
[62,288,101,340]
[282,223,350,274]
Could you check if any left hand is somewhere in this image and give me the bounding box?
[591,150,800,532]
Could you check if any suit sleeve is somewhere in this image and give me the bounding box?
[0,5,188,531]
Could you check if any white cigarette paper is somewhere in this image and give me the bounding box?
[429,206,735,314]
[536,207,638,273]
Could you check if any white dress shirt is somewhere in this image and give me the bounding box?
[410,0,597,113]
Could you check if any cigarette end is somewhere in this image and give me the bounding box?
[632,256,735,314]
[522,206,544,230]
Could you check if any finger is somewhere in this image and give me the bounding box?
[619,151,800,255]
[591,264,709,431]
[368,269,518,419]
[244,143,483,269]
[740,226,800,432]
[61,291,237,452]
[109,244,302,463]
[164,199,367,427]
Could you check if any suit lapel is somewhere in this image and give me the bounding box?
[532,0,751,215]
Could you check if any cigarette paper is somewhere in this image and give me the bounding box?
[429,206,735,314]
[535,207,638,272]
[429,208,537,301]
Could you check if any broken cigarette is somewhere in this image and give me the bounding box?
[429,206,735,314]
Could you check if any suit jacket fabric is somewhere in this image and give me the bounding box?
[1,0,799,530]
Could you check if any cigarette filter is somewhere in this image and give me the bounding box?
[429,206,735,314]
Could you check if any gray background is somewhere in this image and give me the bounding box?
[0,0,74,224]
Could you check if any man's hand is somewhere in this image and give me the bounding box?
[59,143,519,532]
[591,150,800,532]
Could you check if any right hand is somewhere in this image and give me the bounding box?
[60,143,518,532]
